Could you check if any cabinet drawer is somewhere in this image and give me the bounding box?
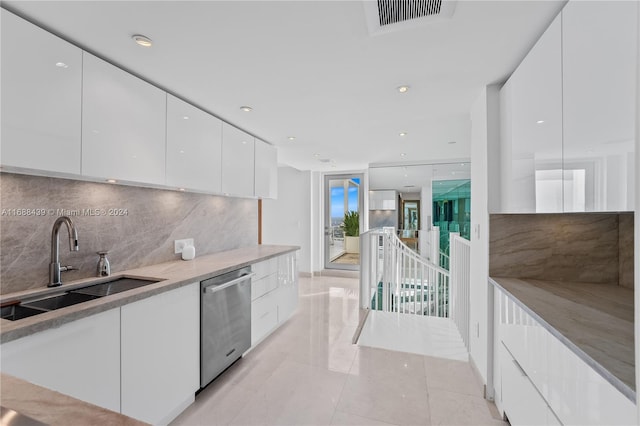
[251,273,278,301]
[251,292,278,346]
[501,344,550,426]
[253,258,278,281]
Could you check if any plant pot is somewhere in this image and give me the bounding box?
[345,236,360,254]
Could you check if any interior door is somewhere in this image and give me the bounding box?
[324,174,363,271]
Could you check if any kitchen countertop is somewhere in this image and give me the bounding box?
[490,276,634,401]
[0,373,148,425]
[0,244,299,344]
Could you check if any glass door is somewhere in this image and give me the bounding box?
[324,174,363,271]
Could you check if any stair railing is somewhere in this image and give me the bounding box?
[360,228,450,318]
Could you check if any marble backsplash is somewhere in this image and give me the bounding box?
[0,173,258,294]
[490,213,633,287]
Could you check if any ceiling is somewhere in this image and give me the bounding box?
[3,0,565,172]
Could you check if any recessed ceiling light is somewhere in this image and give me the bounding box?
[132,34,153,47]
[106,179,117,184]
[183,116,189,120]
[313,153,320,157]
[399,132,407,137]
[448,141,457,144]
[400,153,407,157]
[288,136,296,141]
[397,85,410,93]
[179,150,185,154]
[55,62,68,68]
[178,188,185,192]
[536,120,545,124]
[240,106,253,112]
[241,141,247,145]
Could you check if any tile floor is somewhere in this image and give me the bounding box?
[171,275,506,426]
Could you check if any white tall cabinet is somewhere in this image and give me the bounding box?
[562,0,638,212]
[499,0,637,213]
[1,9,82,175]
[166,94,223,192]
[221,123,255,197]
[81,53,167,185]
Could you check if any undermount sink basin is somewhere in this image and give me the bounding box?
[0,304,47,321]
[22,292,100,311]
[1,277,161,322]
[72,277,160,297]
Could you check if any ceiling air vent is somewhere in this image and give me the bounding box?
[377,0,441,26]
[363,0,457,35]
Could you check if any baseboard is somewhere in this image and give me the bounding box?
[299,271,313,278]
[315,269,359,278]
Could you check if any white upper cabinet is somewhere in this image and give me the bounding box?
[254,139,278,199]
[562,0,637,212]
[500,14,562,213]
[221,123,255,197]
[81,53,166,185]
[1,9,82,175]
[166,95,222,192]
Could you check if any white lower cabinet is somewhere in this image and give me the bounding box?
[500,344,549,426]
[494,285,637,426]
[0,308,121,412]
[250,252,299,347]
[121,282,200,425]
[276,252,298,323]
[251,290,279,346]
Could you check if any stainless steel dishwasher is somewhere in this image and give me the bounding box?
[200,267,254,388]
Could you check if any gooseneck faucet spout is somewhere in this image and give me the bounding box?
[49,216,79,287]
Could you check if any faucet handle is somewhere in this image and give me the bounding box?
[60,265,76,272]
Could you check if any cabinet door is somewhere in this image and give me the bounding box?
[1,10,82,175]
[221,123,255,197]
[277,252,299,323]
[121,283,199,425]
[0,308,121,412]
[501,14,563,213]
[166,94,222,192]
[500,344,551,426]
[82,53,166,185]
[562,1,637,212]
[254,139,278,199]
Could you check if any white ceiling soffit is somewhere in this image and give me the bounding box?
[363,0,457,35]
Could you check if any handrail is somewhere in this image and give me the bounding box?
[360,228,450,318]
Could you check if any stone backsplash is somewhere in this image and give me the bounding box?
[0,173,258,294]
[490,213,633,287]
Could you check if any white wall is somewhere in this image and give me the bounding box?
[469,84,501,392]
[262,166,312,274]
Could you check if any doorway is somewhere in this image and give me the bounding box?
[324,174,363,270]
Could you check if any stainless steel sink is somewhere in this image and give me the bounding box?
[22,292,100,311]
[0,304,48,321]
[72,277,160,297]
[1,277,161,321]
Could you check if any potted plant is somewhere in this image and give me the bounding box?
[341,210,360,254]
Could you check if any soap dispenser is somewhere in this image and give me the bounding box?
[97,251,111,277]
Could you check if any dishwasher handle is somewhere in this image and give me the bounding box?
[203,272,255,294]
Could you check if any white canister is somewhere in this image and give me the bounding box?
[182,245,196,261]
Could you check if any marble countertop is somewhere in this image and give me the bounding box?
[0,244,299,343]
[1,373,148,425]
[490,276,634,401]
